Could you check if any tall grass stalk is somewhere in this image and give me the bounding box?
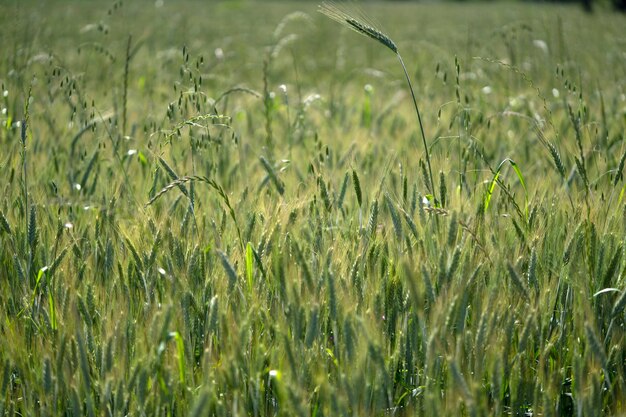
[21,86,32,282]
[122,35,132,139]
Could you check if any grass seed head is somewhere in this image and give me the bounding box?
[319,2,398,54]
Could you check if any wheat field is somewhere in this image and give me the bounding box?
[1,1,625,416]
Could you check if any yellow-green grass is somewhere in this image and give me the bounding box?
[0,1,625,415]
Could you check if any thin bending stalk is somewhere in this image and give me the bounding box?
[318,2,436,201]
[397,54,435,199]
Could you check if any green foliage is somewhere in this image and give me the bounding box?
[0,1,625,416]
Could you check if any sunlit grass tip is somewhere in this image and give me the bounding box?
[318,2,398,54]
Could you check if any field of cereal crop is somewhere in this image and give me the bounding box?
[1,1,626,415]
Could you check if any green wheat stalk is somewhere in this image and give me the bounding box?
[319,2,435,201]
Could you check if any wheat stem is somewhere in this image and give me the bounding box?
[398,54,435,197]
